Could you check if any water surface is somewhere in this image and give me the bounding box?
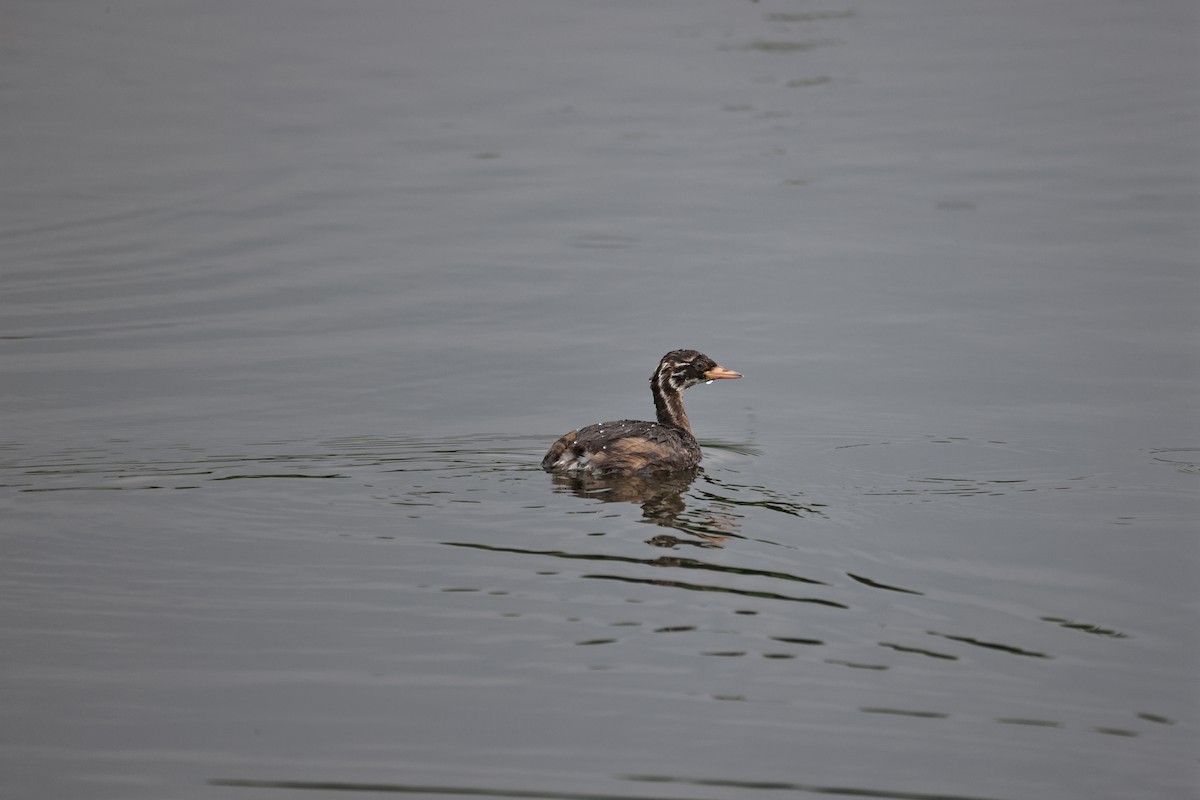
[1,2,1196,799]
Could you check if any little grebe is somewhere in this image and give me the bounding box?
[542,349,742,475]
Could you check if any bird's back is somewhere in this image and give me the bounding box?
[541,419,701,475]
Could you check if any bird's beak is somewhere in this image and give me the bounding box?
[704,365,742,380]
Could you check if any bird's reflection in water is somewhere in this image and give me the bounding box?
[549,469,740,548]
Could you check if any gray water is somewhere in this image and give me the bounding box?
[1,2,1197,799]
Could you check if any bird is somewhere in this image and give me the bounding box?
[541,349,742,475]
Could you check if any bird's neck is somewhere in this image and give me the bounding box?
[652,374,692,434]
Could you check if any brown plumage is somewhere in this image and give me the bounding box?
[541,349,742,475]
